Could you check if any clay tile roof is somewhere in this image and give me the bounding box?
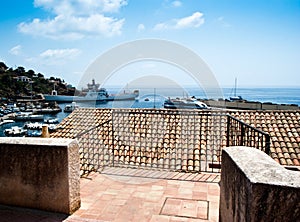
[52,109,300,167]
[230,110,300,166]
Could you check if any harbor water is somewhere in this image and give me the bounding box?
[1,87,299,137]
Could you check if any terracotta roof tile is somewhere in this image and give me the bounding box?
[293,159,300,165]
[52,109,300,168]
[230,110,300,166]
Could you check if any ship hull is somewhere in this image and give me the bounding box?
[107,94,137,101]
[44,93,138,102]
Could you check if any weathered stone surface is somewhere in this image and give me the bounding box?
[0,137,80,214]
[219,146,300,222]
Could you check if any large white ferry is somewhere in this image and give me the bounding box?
[43,80,139,102]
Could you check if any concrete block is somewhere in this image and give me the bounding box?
[0,137,80,214]
[219,146,300,222]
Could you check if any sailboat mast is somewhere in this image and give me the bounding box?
[234,77,237,97]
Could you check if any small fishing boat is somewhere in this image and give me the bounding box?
[0,119,15,126]
[4,126,27,136]
[64,102,79,113]
[44,118,59,124]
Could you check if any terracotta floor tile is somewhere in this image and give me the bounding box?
[164,188,179,196]
[161,198,209,220]
[161,200,181,215]
[1,169,220,222]
[151,184,165,190]
[169,216,189,222]
[192,191,208,200]
[150,214,171,222]
[99,194,115,201]
[111,199,127,206]
[180,200,198,218]
[197,202,208,219]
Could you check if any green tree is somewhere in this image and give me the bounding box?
[15,66,25,75]
[37,73,44,78]
[0,62,8,72]
[27,69,35,77]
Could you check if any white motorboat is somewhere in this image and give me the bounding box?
[24,122,43,130]
[4,126,27,136]
[0,119,15,126]
[44,118,59,124]
[164,98,208,109]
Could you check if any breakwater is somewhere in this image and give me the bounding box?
[200,99,299,110]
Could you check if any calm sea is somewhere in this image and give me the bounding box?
[0,87,299,137]
[58,86,300,112]
[106,87,300,107]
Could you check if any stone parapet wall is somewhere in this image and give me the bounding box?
[219,146,300,222]
[0,138,80,214]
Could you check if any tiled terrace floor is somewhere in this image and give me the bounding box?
[0,168,220,222]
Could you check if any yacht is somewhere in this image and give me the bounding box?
[164,98,208,109]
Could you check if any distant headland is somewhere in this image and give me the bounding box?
[0,61,76,101]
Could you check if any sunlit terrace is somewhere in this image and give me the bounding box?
[0,108,299,221]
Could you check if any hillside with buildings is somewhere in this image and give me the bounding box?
[0,61,76,100]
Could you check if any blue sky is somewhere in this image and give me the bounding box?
[0,0,299,88]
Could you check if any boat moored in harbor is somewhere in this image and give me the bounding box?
[164,98,208,109]
[44,80,139,102]
[0,119,15,126]
[44,118,59,124]
[64,102,79,112]
[14,112,44,121]
[4,126,27,136]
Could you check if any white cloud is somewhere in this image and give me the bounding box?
[40,48,81,59]
[217,16,231,28]
[18,0,127,39]
[101,0,128,12]
[9,45,22,55]
[34,0,127,14]
[172,1,182,7]
[137,23,145,32]
[19,14,125,39]
[154,12,204,30]
[25,48,81,66]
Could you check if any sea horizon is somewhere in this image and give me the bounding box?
[103,86,300,106]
